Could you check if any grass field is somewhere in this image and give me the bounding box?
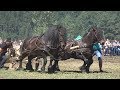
[0,56,120,79]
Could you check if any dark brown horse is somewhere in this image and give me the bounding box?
[16,36,48,71]
[17,25,67,72]
[60,26,105,73]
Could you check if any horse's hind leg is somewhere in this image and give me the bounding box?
[52,60,60,71]
[41,56,47,72]
[26,55,34,71]
[86,58,93,73]
[16,55,25,70]
[48,57,54,73]
[48,57,60,73]
[35,57,40,71]
[79,60,86,72]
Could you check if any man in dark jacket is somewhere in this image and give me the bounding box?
[0,38,12,68]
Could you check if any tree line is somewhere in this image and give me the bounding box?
[0,11,120,40]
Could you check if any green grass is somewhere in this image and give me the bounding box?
[0,56,120,79]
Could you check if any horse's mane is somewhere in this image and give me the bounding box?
[82,32,88,38]
[82,27,92,39]
[43,25,67,48]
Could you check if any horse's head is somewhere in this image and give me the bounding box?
[90,26,105,45]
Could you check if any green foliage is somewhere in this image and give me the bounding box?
[0,11,120,40]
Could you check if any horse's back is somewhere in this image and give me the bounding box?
[22,36,39,51]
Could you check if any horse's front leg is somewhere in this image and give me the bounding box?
[35,57,40,71]
[48,57,54,73]
[85,58,93,73]
[41,56,47,72]
[26,55,34,71]
[16,56,24,70]
[75,53,87,72]
[52,60,60,71]
[16,52,28,70]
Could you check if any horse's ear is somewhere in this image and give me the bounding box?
[91,26,97,32]
[93,28,96,32]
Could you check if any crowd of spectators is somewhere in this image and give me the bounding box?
[103,39,120,56]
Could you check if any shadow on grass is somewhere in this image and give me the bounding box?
[92,71,111,73]
[60,70,111,74]
[61,70,82,73]
[15,69,111,74]
[3,67,111,74]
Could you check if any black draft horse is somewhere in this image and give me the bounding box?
[59,26,105,73]
[17,25,67,72]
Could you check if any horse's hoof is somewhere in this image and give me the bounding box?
[41,67,45,71]
[41,70,46,73]
[79,66,83,71]
[16,69,19,71]
[23,68,27,70]
[55,68,60,71]
[29,68,34,71]
[48,67,54,74]
[79,66,86,71]
[35,68,41,72]
[16,68,23,71]
[25,67,34,71]
[86,70,90,73]
[81,69,86,73]
[100,70,103,72]
[41,70,45,73]
[48,68,52,73]
[29,69,34,72]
